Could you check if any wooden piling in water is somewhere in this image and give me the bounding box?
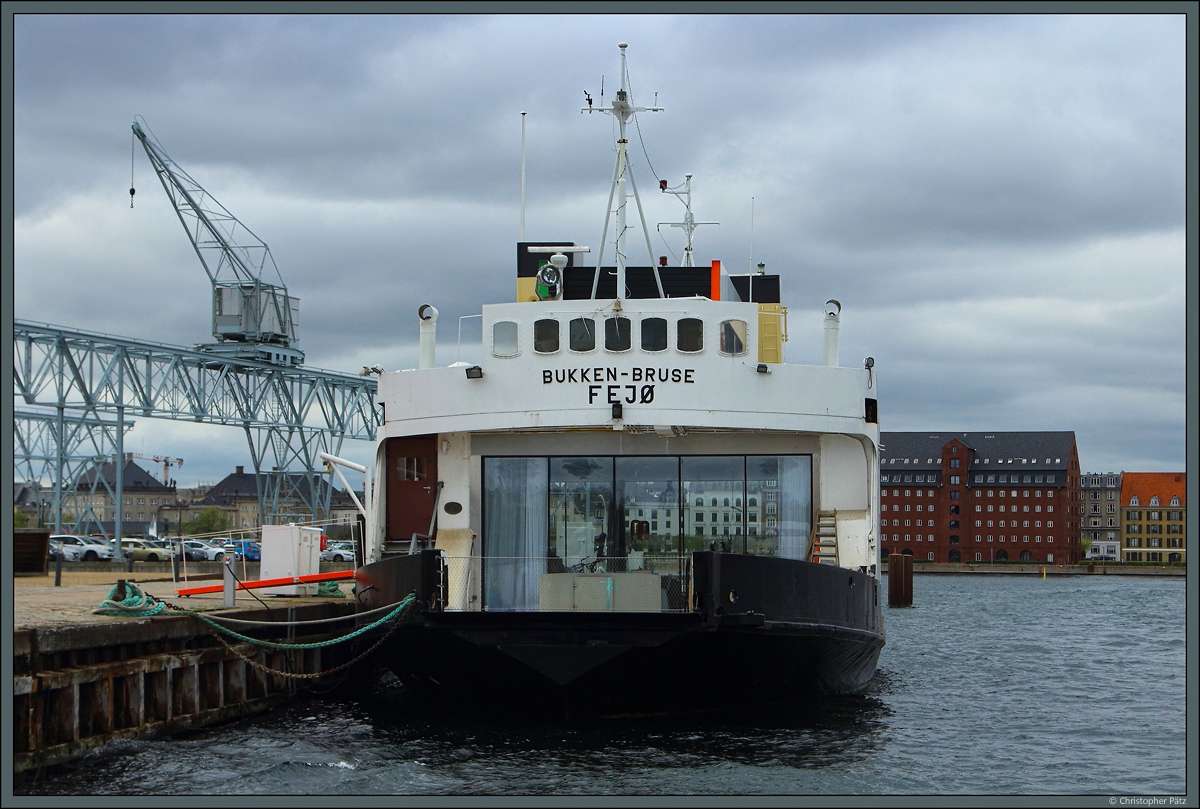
[887,554,913,607]
[12,600,365,775]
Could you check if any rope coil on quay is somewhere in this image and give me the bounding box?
[91,581,418,678]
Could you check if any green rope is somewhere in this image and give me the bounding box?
[93,581,416,650]
[93,582,168,616]
[316,581,346,598]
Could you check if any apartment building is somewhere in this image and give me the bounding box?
[194,465,360,531]
[879,431,1083,564]
[62,458,179,535]
[1081,472,1122,559]
[1119,472,1186,563]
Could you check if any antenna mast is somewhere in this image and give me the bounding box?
[519,112,527,242]
[584,43,663,299]
[658,174,717,267]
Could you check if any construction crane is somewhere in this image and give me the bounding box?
[131,117,304,367]
[123,452,184,486]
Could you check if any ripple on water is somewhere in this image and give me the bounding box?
[13,576,1187,797]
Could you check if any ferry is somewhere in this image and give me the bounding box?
[352,44,885,720]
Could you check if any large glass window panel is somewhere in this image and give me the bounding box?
[549,457,614,571]
[483,458,547,610]
[615,457,680,575]
[749,455,812,559]
[681,456,744,553]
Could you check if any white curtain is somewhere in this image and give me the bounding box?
[776,456,813,560]
[483,458,547,610]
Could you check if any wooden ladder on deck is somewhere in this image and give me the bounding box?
[808,510,840,565]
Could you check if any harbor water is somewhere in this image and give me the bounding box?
[14,574,1189,798]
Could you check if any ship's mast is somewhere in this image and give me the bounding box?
[585,42,663,299]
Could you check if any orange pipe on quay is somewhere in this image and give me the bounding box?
[175,569,356,597]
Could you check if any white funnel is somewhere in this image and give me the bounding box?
[418,304,438,369]
[823,300,841,367]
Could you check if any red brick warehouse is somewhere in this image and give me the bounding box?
[878,432,1082,564]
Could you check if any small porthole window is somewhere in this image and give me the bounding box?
[605,316,632,351]
[677,318,703,352]
[719,319,747,355]
[641,317,668,351]
[533,319,559,353]
[569,317,596,352]
[492,321,519,357]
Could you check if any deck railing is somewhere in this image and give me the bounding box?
[439,554,694,613]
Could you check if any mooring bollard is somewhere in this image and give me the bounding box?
[887,553,914,607]
[223,555,236,608]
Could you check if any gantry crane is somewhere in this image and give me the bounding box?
[123,452,183,486]
[127,118,345,526]
[131,117,304,366]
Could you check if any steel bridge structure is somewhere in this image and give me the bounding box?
[12,319,380,536]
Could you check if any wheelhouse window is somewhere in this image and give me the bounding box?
[533,318,560,353]
[492,320,519,357]
[569,317,596,352]
[677,318,704,352]
[641,317,668,351]
[719,319,747,355]
[604,316,632,351]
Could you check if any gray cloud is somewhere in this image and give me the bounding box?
[10,11,1188,487]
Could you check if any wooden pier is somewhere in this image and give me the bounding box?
[11,567,372,776]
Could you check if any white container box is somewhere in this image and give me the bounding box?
[260,524,322,596]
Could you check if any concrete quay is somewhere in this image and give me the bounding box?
[11,561,374,776]
[12,561,357,630]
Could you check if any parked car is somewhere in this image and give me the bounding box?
[179,540,226,562]
[320,541,357,563]
[48,538,84,562]
[220,539,261,561]
[51,534,113,561]
[110,538,173,562]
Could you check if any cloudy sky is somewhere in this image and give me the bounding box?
[9,9,1191,490]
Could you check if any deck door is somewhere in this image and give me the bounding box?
[385,435,439,545]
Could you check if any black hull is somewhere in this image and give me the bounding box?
[355,551,885,720]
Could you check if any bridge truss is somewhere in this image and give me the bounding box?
[13,319,380,533]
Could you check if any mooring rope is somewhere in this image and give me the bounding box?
[93,581,416,651]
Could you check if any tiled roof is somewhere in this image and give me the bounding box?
[13,483,41,506]
[75,460,174,491]
[197,469,354,506]
[880,431,1076,471]
[1120,472,1186,508]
